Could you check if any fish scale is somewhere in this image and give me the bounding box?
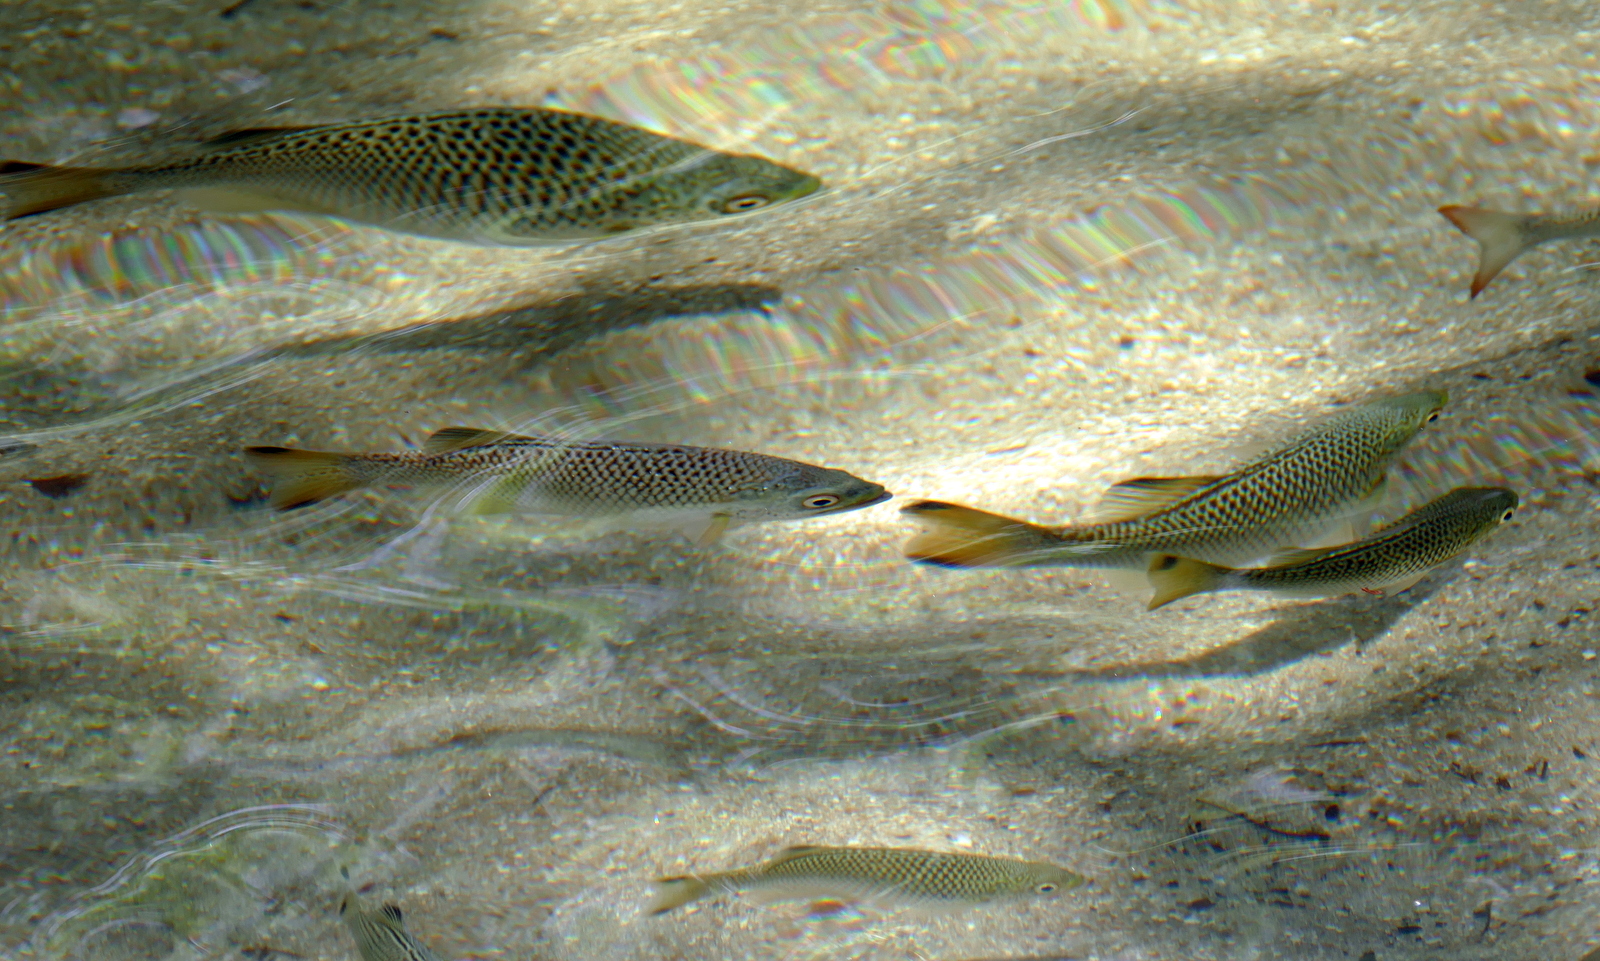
[0,108,821,243]
[902,390,1448,570]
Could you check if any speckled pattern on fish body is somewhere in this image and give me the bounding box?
[245,427,888,537]
[340,896,443,961]
[1145,486,1518,609]
[0,108,822,243]
[648,845,1084,914]
[902,391,1447,570]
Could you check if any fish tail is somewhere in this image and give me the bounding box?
[244,446,365,509]
[647,876,712,915]
[1437,205,1530,298]
[1145,554,1228,611]
[900,500,1056,568]
[0,161,125,219]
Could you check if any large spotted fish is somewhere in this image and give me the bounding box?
[0,108,821,243]
[647,845,1083,915]
[245,426,888,545]
[1144,486,1518,610]
[902,390,1447,573]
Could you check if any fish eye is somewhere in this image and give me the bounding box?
[1036,882,1058,893]
[802,493,841,510]
[1501,508,1516,522]
[720,194,771,213]
[1425,411,1441,424]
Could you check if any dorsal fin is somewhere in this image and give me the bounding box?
[423,426,528,455]
[1091,475,1220,522]
[379,904,404,925]
[1262,544,1339,567]
[0,161,48,175]
[199,126,316,149]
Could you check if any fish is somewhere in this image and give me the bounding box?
[1438,204,1600,298]
[245,426,889,544]
[902,390,1447,572]
[647,845,1084,915]
[339,894,443,961]
[1144,486,1517,610]
[0,108,821,244]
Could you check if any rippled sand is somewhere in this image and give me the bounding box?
[4,1,1600,959]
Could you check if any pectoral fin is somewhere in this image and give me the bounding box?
[680,514,731,548]
[1092,475,1220,522]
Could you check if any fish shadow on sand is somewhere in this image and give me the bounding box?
[275,280,785,358]
[1072,562,1465,680]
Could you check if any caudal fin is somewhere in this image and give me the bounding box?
[647,876,711,915]
[1145,554,1227,611]
[900,500,1054,568]
[0,161,124,219]
[244,446,364,509]
[1438,205,1530,298]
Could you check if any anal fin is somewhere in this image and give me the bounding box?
[1092,475,1221,522]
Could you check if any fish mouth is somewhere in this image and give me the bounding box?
[812,488,891,516]
[789,173,824,200]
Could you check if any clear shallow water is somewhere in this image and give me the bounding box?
[4,1,1600,959]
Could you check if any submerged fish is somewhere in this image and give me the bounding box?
[0,108,821,244]
[1144,486,1517,610]
[648,845,1083,915]
[339,895,443,961]
[902,390,1446,571]
[245,426,888,544]
[1439,204,1600,298]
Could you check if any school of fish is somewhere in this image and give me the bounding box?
[0,89,1540,950]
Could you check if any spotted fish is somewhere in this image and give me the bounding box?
[1439,204,1600,298]
[339,894,443,961]
[902,390,1446,572]
[647,845,1083,915]
[0,108,821,243]
[1145,486,1517,609]
[245,426,888,544]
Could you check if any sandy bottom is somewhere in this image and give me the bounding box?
[4,1,1600,959]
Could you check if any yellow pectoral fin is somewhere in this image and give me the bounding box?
[1092,475,1221,522]
[681,514,731,548]
[459,476,526,515]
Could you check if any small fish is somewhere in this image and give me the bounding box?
[339,894,443,961]
[902,391,1446,572]
[647,845,1083,915]
[1438,204,1600,298]
[1144,486,1517,610]
[245,426,888,544]
[0,108,821,244]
